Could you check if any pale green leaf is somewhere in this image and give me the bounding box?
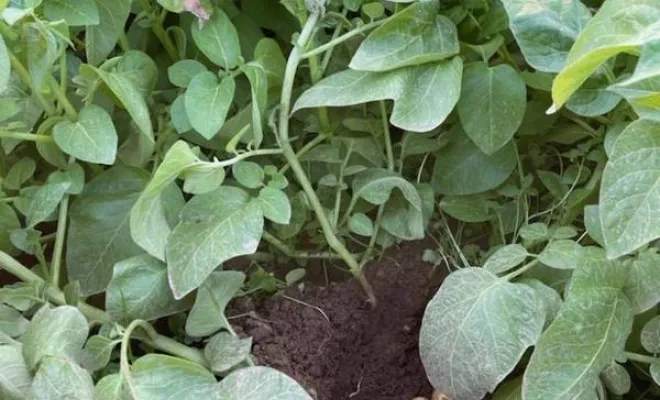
[44,0,99,26]
[25,22,58,89]
[523,288,633,400]
[191,8,240,69]
[0,304,28,337]
[209,366,312,399]
[566,75,621,117]
[439,194,495,223]
[131,141,197,260]
[83,335,119,372]
[106,254,193,322]
[609,119,660,160]
[3,157,36,190]
[641,315,660,353]
[419,268,545,400]
[501,0,591,72]
[379,191,425,240]
[67,166,150,295]
[53,104,118,165]
[170,94,193,134]
[348,212,374,237]
[652,364,660,386]
[520,279,562,328]
[0,35,9,93]
[349,1,459,72]
[186,271,245,337]
[623,250,660,313]
[258,187,291,224]
[457,62,526,154]
[86,0,131,65]
[168,59,207,88]
[519,223,550,243]
[254,38,286,88]
[182,165,225,194]
[483,244,529,274]
[93,374,124,400]
[232,161,264,189]
[0,344,31,400]
[204,332,252,373]
[600,363,631,395]
[22,306,88,370]
[0,203,19,253]
[47,163,85,195]
[167,187,262,298]
[584,205,605,247]
[352,168,421,210]
[538,240,585,269]
[130,354,216,399]
[242,62,267,147]
[185,72,235,139]
[293,58,463,132]
[26,182,69,228]
[29,356,94,400]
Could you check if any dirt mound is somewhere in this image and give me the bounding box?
[232,240,441,400]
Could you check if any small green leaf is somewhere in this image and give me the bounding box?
[22,306,88,370]
[93,374,123,400]
[584,205,605,246]
[537,240,585,269]
[3,157,36,190]
[600,363,631,396]
[26,182,70,228]
[29,356,94,400]
[168,60,207,89]
[349,1,459,72]
[258,187,291,224]
[439,195,495,223]
[25,22,59,89]
[348,213,374,237]
[106,254,193,322]
[0,304,28,338]
[242,62,267,147]
[0,35,9,93]
[518,223,550,243]
[191,8,241,69]
[0,344,31,399]
[457,63,526,154]
[204,332,252,373]
[623,250,660,314]
[483,244,529,274]
[182,166,225,194]
[285,268,306,286]
[185,72,235,139]
[352,168,421,209]
[47,163,85,195]
[186,271,245,337]
[53,104,118,165]
[86,0,131,65]
[0,204,19,253]
[232,161,264,189]
[130,354,216,399]
[44,0,100,26]
[566,75,621,117]
[83,335,119,372]
[652,364,660,386]
[167,187,263,298]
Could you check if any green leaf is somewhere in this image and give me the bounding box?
[0,344,31,400]
[566,75,621,117]
[29,356,94,400]
[47,163,85,195]
[519,223,550,243]
[0,35,9,93]
[113,51,159,99]
[168,59,207,88]
[523,288,633,400]
[25,22,59,89]
[83,335,119,372]
[349,1,459,72]
[157,0,183,12]
[186,271,245,337]
[551,0,660,109]
[432,128,516,195]
[600,363,631,396]
[242,62,267,147]
[641,315,660,353]
[419,268,545,400]
[204,332,252,373]
[26,182,69,228]
[492,377,522,400]
[44,0,99,26]
[584,205,605,246]
[609,119,660,160]
[130,354,216,399]
[93,374,124,400]
[191,8,241,69]
[86,0,131,66]
[167,187,263,298]
[439,194,495,222]
[457,63,526,154]
[0,304,28,337]
[600,147,660,258]
[352,168,421,210]
[623,250,660,313]
[210,366,313,399]
[521,279,562,328]
[3,157,36,190]
[185,72,235,139]
[293,58,463,133]
[348,213,374,237]
[131,141,196,260]
[0,204,19,253]
[537,240,585,269]
[22,305,88,370]
[67,166,150,295]
[53,104,118,165]
[254,38,286,88]
[483,244,529,274]
[232,161,264,189]
[106,254,193,322]
[258,187,291,224]
[182,166,225,194]
[652,364,660,386]
[501,0,591,72]
[379,190,425,240]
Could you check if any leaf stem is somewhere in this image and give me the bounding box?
[262,231,343,259]
[209,148,283,168]
[140,0,179,61]
[502,259,539,281]
[279,133,327,174]
[0,131,54,142]
[50,194,69,287]
[48,75,77,120]
[278,13,376,306]
[332,141,353,230]
[301,17,389,60]
[623,352,660,365]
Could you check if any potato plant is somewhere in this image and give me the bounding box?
[0,0,659,398]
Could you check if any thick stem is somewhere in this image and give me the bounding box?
[502,259,539,281]
[278,13,376,305]
[0,131,54,142]
[623,351,660,365]
[279,133,327,174]
[301,18,389,60]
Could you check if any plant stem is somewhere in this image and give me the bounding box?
[307,53,330,133]
[623,352,660,365]
[502,259,539,281]
[278,13,376,306]
[332,141,353,230]
[279,133,327,174]
[141,0,179,61]
[207,148,283,168]
[48,76,77,120]
[301,17,389,60]
[8,51,56,115]
[262,231,343,259]
[50,194,69,287]
[0,131,54,142]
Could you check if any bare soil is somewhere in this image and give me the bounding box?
[232,239,444,400]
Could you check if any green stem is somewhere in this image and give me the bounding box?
[279,133,327,174]
[301,17,390,60]
[141,0,178,61]
[332,142,353,230]
[50,194,69,287]
[319,10,348,75]
[119,34,131,53]
[8,52,56,115]
[307,54,330,133]
[502,259,539,281]
[278,13,376,305]
[623,352,660,365]
[262,231,343,260]
[48,76,77,120]
[0,131,54,142]
[0,21,18,41]
[120,319,147,398]
[210,148,283,168]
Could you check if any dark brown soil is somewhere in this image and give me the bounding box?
[231,239,443,400]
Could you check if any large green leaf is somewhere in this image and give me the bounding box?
[185,271,245,337]
[22,306,88,370]
[566,75,621,117]
[293,58,463,132]
[86,0,131,65]
[130,354,216,399]
[44,0,99,26]
[457,63,526,154]
[0,344,31,400]
[209,366,312,399]
[131,141,196,261]
[106,254,193,322]
[67,166,149,295]
[349,1,458,72]
[419,268,545,400]
[184,72,235,140]
[501,0,591,72]
[623,250,660,313]
[609,119,660,160]
[432,128,516,195]
[551,0,660,109]
[29,356,94,400]
[167,187,263,299]
[191,8,241,69]
[53,104,118,165]
[523,288,633,400]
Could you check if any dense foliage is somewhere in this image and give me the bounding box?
[1,0,660,398]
